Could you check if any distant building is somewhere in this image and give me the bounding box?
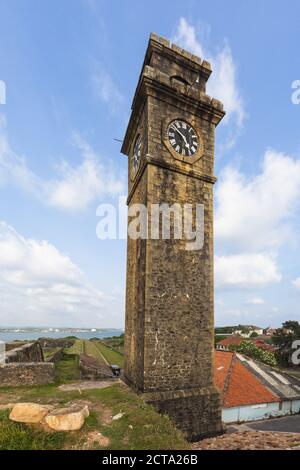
[215,351,300,423]
[216,337,277,353]
[263,327,277,336]
[216,337,242,350]
[232,327,264,338]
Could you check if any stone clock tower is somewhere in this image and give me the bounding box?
[121,33,225,441]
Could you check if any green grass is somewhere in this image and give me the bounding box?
[54,354,80,384]
[0,410,67,450]
[84,340,107,364]
[64,339,84,355]
[81,384,189,450]
[92,341,124,368]
[0,383,190,450]
[0,337,188,450]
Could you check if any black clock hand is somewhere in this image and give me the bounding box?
[171,125,189,147]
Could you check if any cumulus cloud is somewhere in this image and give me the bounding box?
[215,253,281,289]
[47,133,123,210]
[0,116,124,211]
[215,150,300,292]
[0,221,113,326]
[173,18,245,129]
[214,149,300,291]
[215,149,300,251]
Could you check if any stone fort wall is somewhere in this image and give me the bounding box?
[0,341,55,386]
[0,362,55,386]
[5,341,44,363]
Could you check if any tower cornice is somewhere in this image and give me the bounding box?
[121,68,225,156]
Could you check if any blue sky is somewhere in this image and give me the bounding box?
[0,0,300,328]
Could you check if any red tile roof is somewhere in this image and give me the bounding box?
[254,340,277,352]
[217,337,242,347]
[214,348,233,391]
[217,337,277,353]
[215,351,279,408]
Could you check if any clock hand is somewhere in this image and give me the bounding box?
[171,125,189,147]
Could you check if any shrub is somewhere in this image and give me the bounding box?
[229,341,278,367]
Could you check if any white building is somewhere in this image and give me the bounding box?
[215,350,300,423]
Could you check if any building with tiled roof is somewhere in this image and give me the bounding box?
[263,326,277,336]
[216,336,242,350]
[215,350,300,423]
[216,336,277,353]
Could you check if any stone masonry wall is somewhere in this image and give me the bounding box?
[124,169,148,390]
[38,338,75,349]
[143,164,215,392]
[0,362,55,386]
[123,34,225,440]
[5,341,44,364]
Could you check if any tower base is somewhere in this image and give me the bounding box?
[141,385,225,442]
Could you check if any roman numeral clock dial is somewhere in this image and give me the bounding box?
[167,120,199,157]
[132,134,142,176]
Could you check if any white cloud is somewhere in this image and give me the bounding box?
[0,221,114,326]
[0,115,41,197]
[214,149,300,291]
[215,253,281,289]
[0,116,124,211]
[292,278,300,290]
[246,297,265,305]
[173,18,245,128]
[47,133,123,211]
[215,149,300,251]
[92,67,124,114]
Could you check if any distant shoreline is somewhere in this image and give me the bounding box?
[0,328,124,343]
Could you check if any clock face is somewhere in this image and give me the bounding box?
[167,120,199,157]
[133,135,142,175]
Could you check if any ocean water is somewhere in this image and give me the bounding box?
[0,329,124,343]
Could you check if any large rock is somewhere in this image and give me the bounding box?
[9,403,51,423]
[45,405,89,431]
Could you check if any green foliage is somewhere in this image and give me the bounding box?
[102,334,125,354]
[250,331,259,338]
[215,326,237,335]
[0,410,66,450]
[273,321,300,366]
[229,340,277,367]
[215,325,261,335]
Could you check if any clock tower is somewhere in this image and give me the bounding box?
[121,34,225,441]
